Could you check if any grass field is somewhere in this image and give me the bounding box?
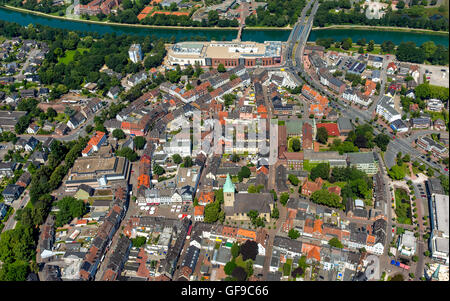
[58,47,90,64]
[302,160,320,172]
[395,188,412,225]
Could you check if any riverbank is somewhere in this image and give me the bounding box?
[3,5,240,31]
[311,24,449,36]
[4,5,449,35]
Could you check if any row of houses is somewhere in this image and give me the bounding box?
[79,186,129,280]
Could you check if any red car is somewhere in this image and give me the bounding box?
[445,168,449,172]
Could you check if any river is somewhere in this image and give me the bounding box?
[0,7,448,46]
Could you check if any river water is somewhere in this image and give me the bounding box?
[0,7,448,45]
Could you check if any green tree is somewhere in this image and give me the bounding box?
[341,37,352,50]
[231,242,240,258]
[316,127,329,144]
[183,156,193,168]
[217,63,226,73]
[224,261,237,275]
[131,236,147,248]
[310,163,330,181]
[292,138,301,152]
[288,228,300,239]
[172,154,182,164]
[153,164,165,176]
[54,196,87,227]
[328,237,344,248]
[112,129,126,140]
[133,136,146,150]
[231,154,240,162]
[0,261,29,281]
[116,147,138,162]
[204,201,221,223]
[238,166,251,182]
[288,174,299,186]
[367,40,375,52]
[280,192,289,206]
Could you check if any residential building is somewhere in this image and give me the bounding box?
[0,110,27,132]
[128,44,143,64]
[426,99,445,112]
[390,119,409,133]
[0,161,16,177]
[82,131,107,157]
[416,136,448,159]
[376,95,401,123]
[410,117,431,129]
[67,112,86,130]
[301,177,323,196]
[2,184,24,203]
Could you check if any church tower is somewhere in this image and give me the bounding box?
[223,173,235,207]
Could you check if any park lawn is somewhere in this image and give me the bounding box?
[54,113,69,123]
[395,188,412,225]
[58,47,90,64]
[424,110,449,122]
[302,160,320,172]
[323,181,347,189]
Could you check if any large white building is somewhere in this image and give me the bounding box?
[376,95,401,123]
[128,44,143,64]
[429,193,449,265]
[167,41,282,68]
[397,230,416,256]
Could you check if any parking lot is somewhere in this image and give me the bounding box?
[136,203,194,220]
[419,65,449,87]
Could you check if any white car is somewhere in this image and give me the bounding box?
[170,208,175,212]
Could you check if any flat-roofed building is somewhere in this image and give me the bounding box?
[397,230,416,256]
[347,152,378,175]
[428,193,449,264]
[0,110,27,132]
[65,156,131,191]
[303,149,347,167]
[167,41,282,68]
[417,136,448,159]
[376,95,401,123]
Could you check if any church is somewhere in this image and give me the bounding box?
[223,174,274,223]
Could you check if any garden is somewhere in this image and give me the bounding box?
[394,188,413,225]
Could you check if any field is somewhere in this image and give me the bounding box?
[58,48,90,64]
[395,188,412,225]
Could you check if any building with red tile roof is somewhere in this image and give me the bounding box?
[194,206,205,222]
[327,186,341,196]
[82,131,106,156]
[198,191,214,206]
[302,243,321,262]
[316,123,340,137]
[309,103,325,118]
[302,122,313,150]
[301,177,323,196]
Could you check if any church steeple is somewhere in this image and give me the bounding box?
[224,173,235,193]
[223,173,235,207]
